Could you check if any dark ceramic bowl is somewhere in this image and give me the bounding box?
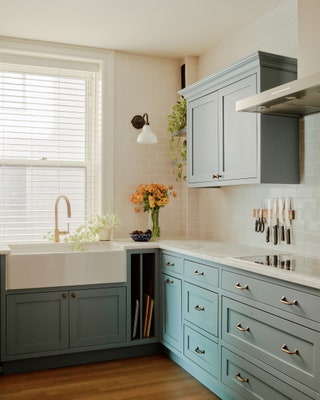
[130,232,152,242]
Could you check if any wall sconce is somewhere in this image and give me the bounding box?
[131,113,158,144]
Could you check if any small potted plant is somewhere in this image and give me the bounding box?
[168,96,187,181]
[63,214,120,250]
[167,96,187,136]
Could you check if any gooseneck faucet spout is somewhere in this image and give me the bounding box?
[54,195,72,242]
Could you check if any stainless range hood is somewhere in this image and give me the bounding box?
[236,71,320,117]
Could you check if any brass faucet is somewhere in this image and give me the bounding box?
[54,195,72,242]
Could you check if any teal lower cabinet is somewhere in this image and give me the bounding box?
[184,282,218,337]
[6,286,126,358]
[7,291,69,355]
[160,250,320,400]
[184,325,219,379]
[222,297,320,393]
[160,250,182,352]
[69,287,126,348]
[221,347,314,400]
[161,272,182,352]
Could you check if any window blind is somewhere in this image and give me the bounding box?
[0,63,99,242]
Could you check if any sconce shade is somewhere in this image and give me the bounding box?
[137,124,158,144]
[131,113,158,144]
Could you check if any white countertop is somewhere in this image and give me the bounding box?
[117,239,320,290]
[2,239,320,290]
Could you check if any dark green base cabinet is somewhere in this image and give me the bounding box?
[6,286,126,357]
[1,249,160,374]
[160,250,320,400]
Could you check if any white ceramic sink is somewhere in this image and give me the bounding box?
[6,242,126,289]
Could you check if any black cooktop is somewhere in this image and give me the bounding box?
[236,254,295,270]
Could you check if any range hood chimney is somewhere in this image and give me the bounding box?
[236,0,320,117]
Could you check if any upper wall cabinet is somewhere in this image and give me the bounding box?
[180,51,300,187]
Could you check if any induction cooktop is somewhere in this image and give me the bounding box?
[230,254,320,278]
[237,254,295,270]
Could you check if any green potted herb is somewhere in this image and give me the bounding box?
[168,97,187,181]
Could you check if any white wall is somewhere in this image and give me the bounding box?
[112,52,186,239]
[189,0,320,258]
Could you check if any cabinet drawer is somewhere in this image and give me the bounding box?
[184,325,219,378]
[222,347,314,400]
[184,259,218,288]
[222,269,320,323]
[184,282,218,337]
[222,297,320,391]
[161,252,183,275]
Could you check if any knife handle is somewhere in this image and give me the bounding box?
[286,228,291,245]
[266,226,270,243]
[280,225,285,241]
[273,225,278,245]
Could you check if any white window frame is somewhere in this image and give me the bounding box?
[0,37,114,242]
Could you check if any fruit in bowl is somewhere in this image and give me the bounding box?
[130,229,152,242]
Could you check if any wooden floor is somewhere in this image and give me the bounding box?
[0,355,221,400]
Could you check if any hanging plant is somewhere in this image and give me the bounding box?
[167,96,187,135]
[167,96,187,181]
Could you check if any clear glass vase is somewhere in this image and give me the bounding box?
[150,208,160,240]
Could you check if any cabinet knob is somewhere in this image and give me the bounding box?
[236,373,249,383]
[235,282,248,291]
[71,293,76,298]
[194,305,205,311]
[193,270,204,276]
[281,344,299,355]
[165,278,174,284]
[62,293,67,299]
[194,346,205,355]
[212,174,222,179]
[236,323,250,332]
[166,261,175,267]
[280,296,297,306]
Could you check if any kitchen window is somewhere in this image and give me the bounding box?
[0,59,101,242]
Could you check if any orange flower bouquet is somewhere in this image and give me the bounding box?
[130,183,177,240]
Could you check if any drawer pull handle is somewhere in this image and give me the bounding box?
[235,282,248,290]
[281,344,299,355]
[194,270,205,276]
[212,174,222,179]
[280,296,298,306]
[166,261,175,267]
[165,278,174,284]
[195,346,205,355]
[236,323,250,332]
[195,305,205,311]
[236,373,249,383]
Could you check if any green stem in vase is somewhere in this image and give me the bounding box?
[151,208,160,240]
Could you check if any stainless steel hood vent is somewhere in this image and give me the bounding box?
[236,72,320,117]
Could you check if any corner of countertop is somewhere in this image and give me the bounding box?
[0,243,11,255]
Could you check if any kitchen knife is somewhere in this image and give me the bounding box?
[273,199,278,245]
[278,198,285,241]
[285,197,291,244]
[266,199,271,243]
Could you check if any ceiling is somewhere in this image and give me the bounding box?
[0,0,286,58]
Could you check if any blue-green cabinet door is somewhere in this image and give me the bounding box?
[219,74,257,182]
[69,287,126,348]
[187,91,219,185]
[6,291,69,356]
[161,273,182,352]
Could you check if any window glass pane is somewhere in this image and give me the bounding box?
[0,65,98,242]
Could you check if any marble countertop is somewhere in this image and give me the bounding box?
[2,239,320,290]
[117,239,320,290]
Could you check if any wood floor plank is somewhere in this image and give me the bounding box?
[0,355,221,400]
